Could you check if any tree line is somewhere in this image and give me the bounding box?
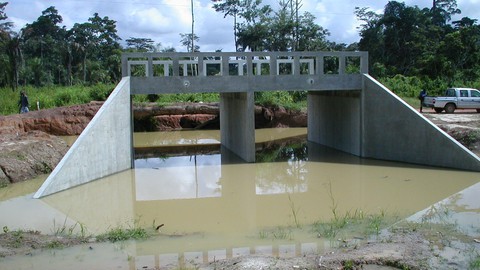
[0,0,479,93]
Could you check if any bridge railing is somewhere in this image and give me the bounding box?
[122,51,368,94]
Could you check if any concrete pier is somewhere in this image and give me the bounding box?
[220,92,255,162]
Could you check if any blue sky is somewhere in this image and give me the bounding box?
[6,0,480,52]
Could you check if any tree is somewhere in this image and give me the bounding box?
[296,12,329,51]
[126,37,155,52]
[67,22,92,83]
[212,0,241,50]
[87,13,122,83]
[432,0,461,26]
[236,1,327,52]
[0,2,12,33]
[180,33,200,52]
[0,2,22,90]
[22,6,66,85]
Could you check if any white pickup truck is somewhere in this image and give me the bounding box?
[423,87,480,113]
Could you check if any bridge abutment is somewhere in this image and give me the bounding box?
[308,91,361,156]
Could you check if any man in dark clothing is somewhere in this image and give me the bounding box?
[418,89,427,113]
[19,91,29,114]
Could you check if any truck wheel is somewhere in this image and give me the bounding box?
[444,103,456,114]
[434,108,443,113]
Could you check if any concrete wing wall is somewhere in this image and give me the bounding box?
[34,77,133,198]
[361,74,480,171]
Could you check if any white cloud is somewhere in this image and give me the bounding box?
[5,0,480,51]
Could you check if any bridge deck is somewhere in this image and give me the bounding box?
[122,51,368,94]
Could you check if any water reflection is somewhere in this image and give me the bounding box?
[0,128,479,269]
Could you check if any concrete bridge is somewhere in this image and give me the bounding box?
[34,51,480,198]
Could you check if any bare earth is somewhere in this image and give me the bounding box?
[1,109,480,269]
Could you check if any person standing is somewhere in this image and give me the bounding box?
[18,91,29,114]
[418,89,427,113]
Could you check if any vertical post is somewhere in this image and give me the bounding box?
[147,55,153,77]
[220,92,255,162]
[316,54,324,75]
[172,56,180,76]
[222,55,229,76]
[121,54,129,77]
[246,55,253,76]
[269,53,277,76]
[198,56,204,76]
[293,55,300,75]
[338,52,345,75]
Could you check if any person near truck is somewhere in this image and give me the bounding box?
[418,89,427,112]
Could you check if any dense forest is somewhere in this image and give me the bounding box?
[0,0,479,96]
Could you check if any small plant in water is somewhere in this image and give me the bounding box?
[98,227,149,242]
[343,259,355,270]
[469,255,480,269]
[287,194,301,228]
[258,227,293,240]
[46,240,64,249]
[11,230,24,248]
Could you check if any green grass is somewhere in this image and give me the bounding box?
[312,209,393,241]
[97,226,149,243]
[0,84,115,115]
[258,226,293,240]
[470,255,480,269]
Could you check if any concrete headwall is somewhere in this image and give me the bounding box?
[361,74,480,171]
[34,77,133,198]
[308,91,361,156]
[220,92,255,162]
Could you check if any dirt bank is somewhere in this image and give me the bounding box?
[0,131,68,186]
[422,110,480,156]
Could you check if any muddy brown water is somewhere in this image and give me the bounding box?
[0,128,479,269]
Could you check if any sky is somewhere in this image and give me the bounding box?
[5,0,480,52]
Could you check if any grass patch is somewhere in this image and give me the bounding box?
[254,91,306,111]
[470,255,480,269]
[97,226,149,243]
[0,84,115,115]
[312,182,395,241]
[312,209,390,240]
[258,226,293,240]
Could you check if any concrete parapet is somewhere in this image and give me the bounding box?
[34,77,133,198]
[361,74,480,171]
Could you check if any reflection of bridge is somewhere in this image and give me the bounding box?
[34,52,480,198]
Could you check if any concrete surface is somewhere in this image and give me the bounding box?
[361,74,480,171]
[34,77,132,198]
[308,91,361,156]
[220,92,255,162]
